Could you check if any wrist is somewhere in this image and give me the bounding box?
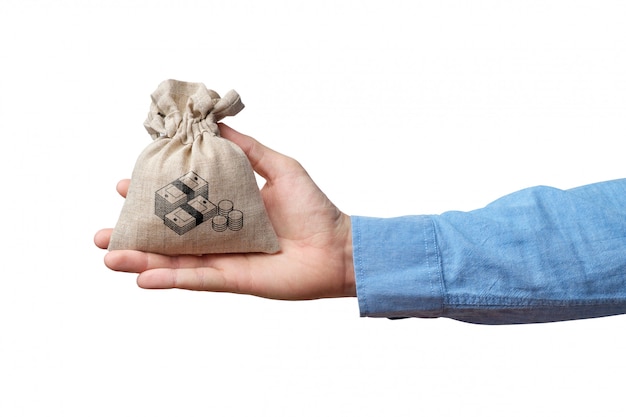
[341,214,357,297]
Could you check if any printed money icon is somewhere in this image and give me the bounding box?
[164,206,197,235]
[188,196,218,222]
[154,172,244,235]
[155,171,209,219]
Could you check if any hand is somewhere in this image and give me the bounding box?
[94,124,356,300]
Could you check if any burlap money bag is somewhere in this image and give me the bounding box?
[108,79,280,255]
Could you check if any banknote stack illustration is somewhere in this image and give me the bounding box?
[154,171,244,235]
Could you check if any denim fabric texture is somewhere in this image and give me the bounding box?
[352,179,626,324]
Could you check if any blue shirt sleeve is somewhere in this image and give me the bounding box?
[352,178,626,324]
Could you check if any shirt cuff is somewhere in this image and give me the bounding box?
[351,215,444,318]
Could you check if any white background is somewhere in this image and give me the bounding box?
[1,1,625,416]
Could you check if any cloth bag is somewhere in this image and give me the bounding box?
[108,79,280,255]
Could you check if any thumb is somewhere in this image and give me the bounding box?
[218,123,301,182]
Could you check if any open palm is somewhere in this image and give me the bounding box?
[94,124,356,300]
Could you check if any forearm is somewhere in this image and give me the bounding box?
[352,179,626,324]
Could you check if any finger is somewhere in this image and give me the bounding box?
[136,267,244,294]
[104,250,213,273]
[94,229,112,249]
[116,179,130,198]
[218,123,301,182]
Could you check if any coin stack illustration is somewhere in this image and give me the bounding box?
[227,210,244,231]
[155,171,244,235]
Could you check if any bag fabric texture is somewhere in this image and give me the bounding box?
[108,79,280,255]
